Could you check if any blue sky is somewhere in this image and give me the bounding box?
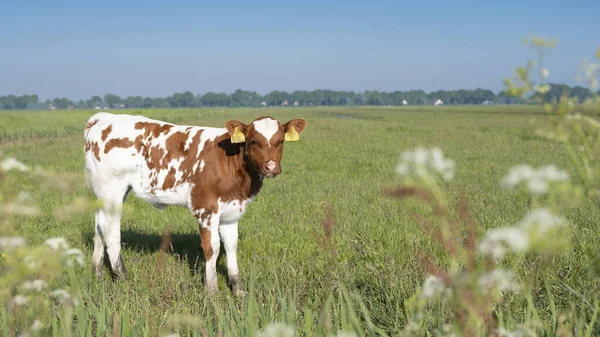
[1,0,599,100]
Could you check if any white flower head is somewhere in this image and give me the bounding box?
[479,269,520,293]
[0,236,26,249]
[12,295,29,306]
[497,326,536,337]
[17,192,32,201]
[31,319,43,331]
[0,157,29,172]
[518,208,566,234]
[420,275,447,300]
[396,147,455,183]
[64,248,85,267]
[256,322,295,337]
[501,164,569,195]
[45,237,69,251]
[541,68,550,79]
[478,227,529,261]
[50,289,71,302]
[22,279,48,292]
[535,83,551,94]
[24,255,40,270]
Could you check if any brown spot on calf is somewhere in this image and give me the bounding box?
[104,138,135,154]
[101,125,113,141]
[199,227,212,260]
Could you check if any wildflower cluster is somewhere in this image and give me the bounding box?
[501,164,569,195]
[0,155,90,336]
[396,147,455,185]
[478,207,568,260]
[391,145,577,336]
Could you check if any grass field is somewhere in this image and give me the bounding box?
[2,105,600,336]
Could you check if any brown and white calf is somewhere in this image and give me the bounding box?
[83,112,307,294]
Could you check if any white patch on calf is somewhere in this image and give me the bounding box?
[252,118,279,146]
[218,198,253,225]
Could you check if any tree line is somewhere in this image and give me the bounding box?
[1,84,598,110]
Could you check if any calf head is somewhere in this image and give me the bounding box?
[225,116,307,178]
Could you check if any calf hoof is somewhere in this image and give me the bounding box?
[233,287,247,298]
[111,255,127,280]
[93,264,104,279]
[206,286,219,295]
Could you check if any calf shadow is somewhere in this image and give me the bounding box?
[84,229,231,283]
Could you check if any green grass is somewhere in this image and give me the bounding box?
[1,105,600,336]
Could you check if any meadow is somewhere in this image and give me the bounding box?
[1,105,600,336]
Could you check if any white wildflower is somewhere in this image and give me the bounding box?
[0,236,26,249]
[22,279,48,292]
[24,255,40,269]
[50,289,71,302]
[64,248,85,267]
[478,227,529,260]
[442,324,456,337]
[164,334,180,337]
[256,322,295,337]
[478,208,566,260]
[518,208,566,234]
[12,295,29,306]
[17,192,32,201]
[403,321,420,334]
[541,68,550,79]
[535,83,551,94]
[0,157,29,172]
[537,165,569,182]
[45,237,69,250]
[2,203,40,216]
[501,165,533,188]
[397,147,455,182]
[496,326,536,337]
[420,275,446,300]
[501,164,569,195]
[31,319,43,331]
[478,270,520,293]
[3,203,40,216]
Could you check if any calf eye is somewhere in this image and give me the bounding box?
[249,140,257,146]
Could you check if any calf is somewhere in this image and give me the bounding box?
[83,112,307,295]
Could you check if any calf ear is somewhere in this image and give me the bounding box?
[225,120,248,144]
[283,119,307,142]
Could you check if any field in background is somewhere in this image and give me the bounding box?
[2,105,600,335]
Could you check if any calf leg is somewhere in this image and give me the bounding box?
[91,213,105,278]
[196,210,221,293]
[92,183,129,279]
[220,222,245,296]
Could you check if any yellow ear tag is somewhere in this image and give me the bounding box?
[231,127,246,143]
[284,126,300,142]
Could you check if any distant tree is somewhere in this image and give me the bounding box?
[90,95,103,107]
[191,93,203,107]
[123,96,135,108]
[153,97,167,108]
[231,89,260,107]
[13,95,29,109]
[180,91,194,107]
[142,97,153,108]
[570,86,592,103]
[52,97,72,109]
[103,94,121,108]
